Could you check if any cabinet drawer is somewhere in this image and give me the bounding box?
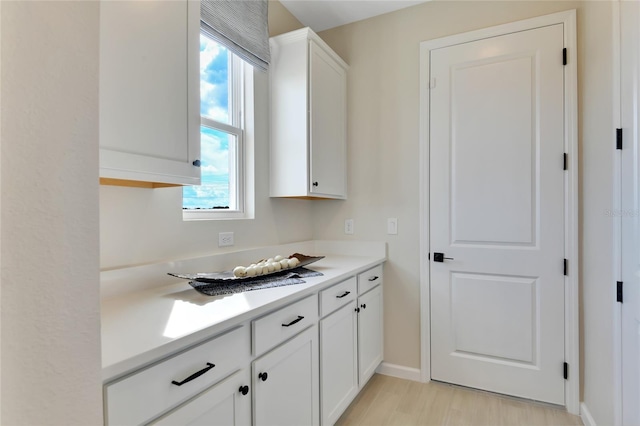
[319,277,357,317]
[357,264,383,294]
[252,295,318,357]
[104,326,249,426]
[151,369,251,426]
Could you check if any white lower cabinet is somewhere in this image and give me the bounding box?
[104,263,384,426]
[320,300,359,425]
[253,326,319,426]
[319,270,383,425]
[357,285,384,386]
[152,369,251,426]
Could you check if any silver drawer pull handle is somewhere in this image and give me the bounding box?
[282,316,304,327]
[368,276,379,282]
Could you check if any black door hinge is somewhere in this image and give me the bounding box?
[563,362,568,380]
[563,153,568,170]
[564,259,568,276]
[617,281,623,303]
[563,48,568,66]
[617,128,623,150]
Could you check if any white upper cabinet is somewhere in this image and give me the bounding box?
[99,0,201,186]
[270,28,348,199]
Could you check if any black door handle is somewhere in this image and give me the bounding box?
[336,291,351,299]
[282,315,304,327]
[171,363,215,386]
[433,252,454,262]
[239,385,249,395]
[259,372,268,382]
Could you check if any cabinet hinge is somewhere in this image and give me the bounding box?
[617,281,623,303]
[563,48,568,66]
[617,128,623,150]
[563,153,568,171]
[563,259,568,276]
[563,362,568,380]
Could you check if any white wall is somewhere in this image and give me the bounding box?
[0,1,103,424]
[100,3,311,270]
[318,1,615,424]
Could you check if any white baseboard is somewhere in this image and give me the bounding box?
[375,362,423,382]
[581,402,596,426]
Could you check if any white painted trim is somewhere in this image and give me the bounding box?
[562,10,580,417]
[418,26,432,383]
[418,9,580,414]
[611,3,623,426]
[581,402,598,426]
[0,0,3,422]
[376,362,422,382]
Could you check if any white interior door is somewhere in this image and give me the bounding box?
[621,1,640,424]
[430,24,566,404]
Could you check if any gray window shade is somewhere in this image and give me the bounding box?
[201,0,270,71]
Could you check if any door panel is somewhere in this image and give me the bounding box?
[450,273,537,364]
[253,326,319,426]
[320,301,358,425]
[452,55,536,246]
[358,286,383,385]
[430,24,565,404]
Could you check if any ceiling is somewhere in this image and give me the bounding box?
[279,0,430,32]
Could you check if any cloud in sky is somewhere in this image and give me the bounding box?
[200,35,230,123]
[200,127,231,176]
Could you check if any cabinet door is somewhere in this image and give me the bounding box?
[358,285,383,386]
[151,369,251,426]
[309,40,347,198]
[100,0,200,185]
[253,326,319,426]
[320,301,358,425]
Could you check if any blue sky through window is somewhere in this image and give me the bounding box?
[183,34,233,209]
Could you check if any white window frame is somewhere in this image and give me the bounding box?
[183,33,254,221]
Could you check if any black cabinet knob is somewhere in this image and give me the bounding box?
[258,372,268,382]
[312,181,319,187]
[239,385,249,396]
[361,304,367,309]
[192,159,201,167]
[355,307,360,313]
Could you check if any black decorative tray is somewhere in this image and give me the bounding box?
[168,253,324,284]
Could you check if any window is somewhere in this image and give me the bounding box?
[183,32,252,220]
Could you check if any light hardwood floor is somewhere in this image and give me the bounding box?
[335,374,583,426]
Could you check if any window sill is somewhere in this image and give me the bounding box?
[182,209,253,221]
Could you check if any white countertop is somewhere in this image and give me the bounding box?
[101,241,386,382]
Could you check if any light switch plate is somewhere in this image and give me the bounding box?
[387,218,398,235]
[219,232,234,247]
[344,219,354,235]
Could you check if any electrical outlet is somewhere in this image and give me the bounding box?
[387,218,398,235]
[344,219,354,235]
[218,232,234,247]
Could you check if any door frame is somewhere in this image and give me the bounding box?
[615,1,640,425]
[418,10,579,415]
